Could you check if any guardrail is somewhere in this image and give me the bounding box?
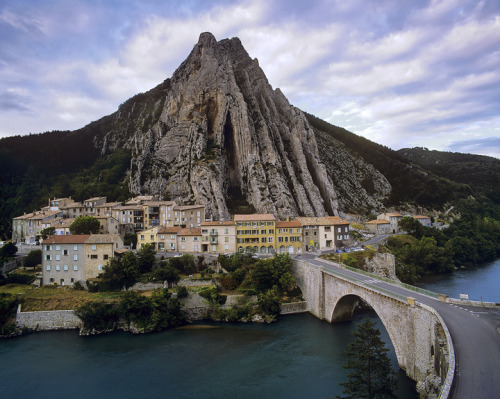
[322,266,409,303]
[323,259,440,299]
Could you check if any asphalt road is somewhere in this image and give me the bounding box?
[300,254,500,399]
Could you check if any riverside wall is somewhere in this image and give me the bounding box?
[16,305,81,331]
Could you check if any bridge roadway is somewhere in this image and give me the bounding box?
[299,254,500,399]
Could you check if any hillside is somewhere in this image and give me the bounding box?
[305,113,472,208]
[397,147,500,203]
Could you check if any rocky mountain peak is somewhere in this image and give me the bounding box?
[100,32,343,219]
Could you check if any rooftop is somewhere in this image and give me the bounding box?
[367,220,390,224]
[276,220,302,228]
[201,221,235,226]
[177,228,202,236]
[44,235,90,244]
[234,214,276,222]
[295,217,334,226]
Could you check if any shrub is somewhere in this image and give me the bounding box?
[75,301,120,332]
[176,286,188,299]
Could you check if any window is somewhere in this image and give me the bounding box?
[55,254,61,261]
[212,245,216,252]
[63,250,68,255]
[98,265,103,271]
[73,265,78,271]
[63,265,69,271]
[345,227,348,232]
[45,245,52,251]
[262,237,267,243]
[45,255,52,261]
[224,229,229,234]
[91,255,98,259]
[104,254,109,260]
[141,235,145,240]
[225,245,229,250]
[150,235,154,240]
[268,236,273,243]
[170,235,176,240]
[225,237,229,242]
[338,227,342,233]
[160,235,165,240]
[278,237,283,242]
[73,255,78,261]
[49,278,54,283]
[56,265,61,271]
[92,245,97,251]
[279,229,283,234]
[73,245,78,251]
[46,265,51,271]
[193,237,199,241]
[180,237,186,242]
[55,245,60,251]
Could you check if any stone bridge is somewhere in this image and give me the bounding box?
[292,259,454,398]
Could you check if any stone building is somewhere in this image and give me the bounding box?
[200,221,236,254]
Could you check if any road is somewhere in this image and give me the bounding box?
[299,254,500,399]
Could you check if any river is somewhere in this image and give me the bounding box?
[2,259,499,398]
[419,258,500,302]
[0,312,416,398]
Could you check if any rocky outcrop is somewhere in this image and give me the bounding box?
[363,253,398,280]
[314,129,391,213]
[97,32,339,219]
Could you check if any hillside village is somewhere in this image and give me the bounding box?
[8,195,433,287]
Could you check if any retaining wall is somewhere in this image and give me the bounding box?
[16,305,81,331]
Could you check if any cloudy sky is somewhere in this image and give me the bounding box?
[1,0,499,158]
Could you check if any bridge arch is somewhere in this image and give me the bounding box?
[330,293,404,367]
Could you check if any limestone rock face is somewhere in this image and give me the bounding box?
[99,32,339,219]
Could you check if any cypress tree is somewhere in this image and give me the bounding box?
[338,317,397,399]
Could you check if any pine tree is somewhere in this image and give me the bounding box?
[338,317,397,399]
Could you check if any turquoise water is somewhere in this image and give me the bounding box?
[0,312,416,398]
[419,258,500,302]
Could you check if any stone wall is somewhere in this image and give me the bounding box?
[178,278,214,287]
[2,257,24,276]
[280,301,307,314]
[16,305,81,331]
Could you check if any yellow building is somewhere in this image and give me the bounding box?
[276,220,302,254]
[234,214,276,254]
[137,226,160,249]
[84,234,124,279]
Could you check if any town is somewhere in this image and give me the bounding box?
[10,195,432,287]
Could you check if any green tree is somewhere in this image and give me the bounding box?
[137,242,157,273]
[0,242,18,259]
[123,233,137,249]
[23,249,42,268]
[74,301,120,332]
[69,216,101,235]
[338,317,397,399]
[257,286,281,316]
[100,252,139,289]
[152,261,180,287]
[40,227,55,240]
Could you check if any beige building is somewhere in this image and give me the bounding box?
[53,218,75,236]
[84,234,124,279]
[177,228,202,253]
[173,205,205,228]
[157,227,181,251]
[113,205,144,232]
[377,212,403,233]
[142,201,176,229]
[42,234,124,285]
[366,219,391,235]
[200,221,236,254]
[296,217,336,251]
[12,210,63,244]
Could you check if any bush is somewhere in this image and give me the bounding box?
[258,287,281,316]
[75,301,120,332]
[176,286,188,299]
[199,287,227,307]
[0,273,35,286]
